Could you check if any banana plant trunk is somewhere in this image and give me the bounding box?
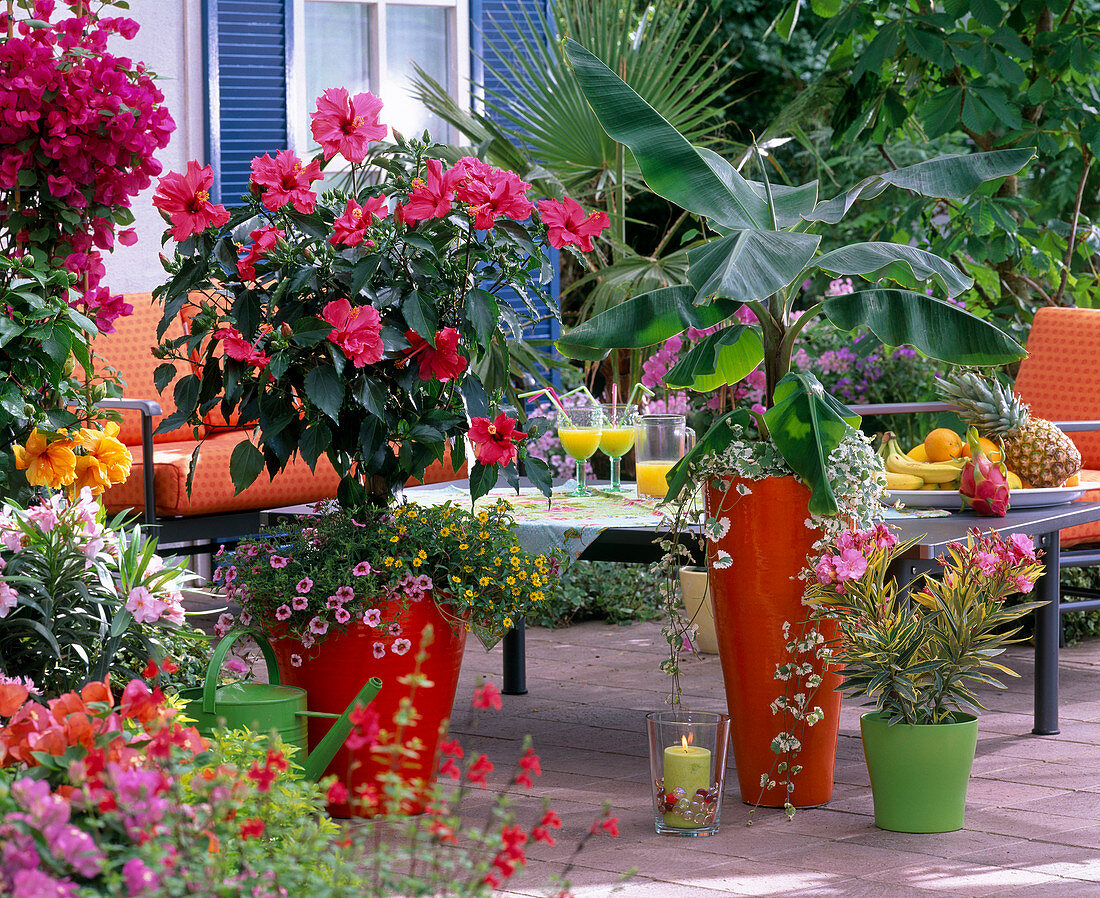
[705,475,842,807]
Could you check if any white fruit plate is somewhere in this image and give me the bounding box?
[884,486,1087,510]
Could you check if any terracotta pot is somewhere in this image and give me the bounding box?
[270,597,467,817]
[705,476,842,808]
[679,567,718,654]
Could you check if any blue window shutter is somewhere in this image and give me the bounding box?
[471,1,561,384]
[204,0,290,203]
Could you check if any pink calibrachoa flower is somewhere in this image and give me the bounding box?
[296,577,314,593]
[536,197,610,252]
[404,327,468,382]
[310,88,387,162]
[237,224,285,281]
[468,413,525,467]
[372,642,386,659]
[334,607,351,624]
[291,595,309,611]
[275,604,292,621]
[249,149,324,213]
[326,595,343,610]
[330,194,388,247]
[322,298,384,367]
[214,326,269,369]
[391,637,412,655]
[352,561,372,576]
[290,653,302,668]
[363,608,382,627]
[308,616,329,635]
[152,161,230,241]
[401,158,461,222]
[269,555,289,568]
[335,585,354,602]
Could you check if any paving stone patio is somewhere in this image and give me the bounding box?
[447,620,1100,898]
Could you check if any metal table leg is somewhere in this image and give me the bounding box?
[503,618,527,695]
[1033,530,1061,735]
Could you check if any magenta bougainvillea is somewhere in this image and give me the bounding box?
[0,0,175,330]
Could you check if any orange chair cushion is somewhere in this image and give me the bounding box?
[1061,469,1100,549]
[95,294,199,445]
[1014,307,1100,469]
[103,434,466,518]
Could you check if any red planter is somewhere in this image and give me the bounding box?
[271,597,467,817]
[705,476,842,808]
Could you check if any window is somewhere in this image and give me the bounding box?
[290,0,468,151]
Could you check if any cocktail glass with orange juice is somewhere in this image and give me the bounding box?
[558,405,604,497]
[634,414,695,501]
[599,403,638,493]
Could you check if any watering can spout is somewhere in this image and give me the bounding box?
[299,676,382,782]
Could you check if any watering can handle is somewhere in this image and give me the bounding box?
[202,631,283,716]
[301,676,383,782]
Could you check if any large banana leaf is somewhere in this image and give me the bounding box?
[696,148,819,228]
[763,372,861,516]
[556,286,741,360]
[663,326,764,391]
[814,243,972,297]
[564,39,769,229]
[822,289,1025,365]
[807,149,1036,224]
[688,231,821,304]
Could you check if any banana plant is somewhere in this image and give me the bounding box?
[555,40,1034,516]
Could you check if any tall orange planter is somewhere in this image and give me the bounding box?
[271,598,467,817]
[705,476,842,807]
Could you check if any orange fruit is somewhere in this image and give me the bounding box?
[1065,474,1080,487]
[924,428,963,462]
[956,436,1003,463]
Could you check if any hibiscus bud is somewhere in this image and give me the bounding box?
[959,426,1010,516]
[280,322,292,338]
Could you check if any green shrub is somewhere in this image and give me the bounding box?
[1059,567,1100,646]
[526,560,662,628]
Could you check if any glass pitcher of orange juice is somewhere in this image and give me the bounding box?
[634,415,695,500]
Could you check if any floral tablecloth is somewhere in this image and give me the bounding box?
[405,483,670,559]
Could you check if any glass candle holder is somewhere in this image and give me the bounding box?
[646,710,730,836]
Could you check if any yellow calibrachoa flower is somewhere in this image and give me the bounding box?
[14,430,77,489]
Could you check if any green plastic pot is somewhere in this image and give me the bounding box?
[860,711,978,833]
[180,631,381,781]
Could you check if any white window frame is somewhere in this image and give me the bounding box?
[288,0,470,153]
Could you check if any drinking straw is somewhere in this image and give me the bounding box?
[627,383,655,407]
[517,387,569,418]
[612,381,618,418]
[561,385,599,406]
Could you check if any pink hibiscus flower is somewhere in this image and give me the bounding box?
[330,194,389,247]
[468,413,526,467]
[250,149,324,213]
[152,161,230,241]
[404,327,468,382]
[401,159,461,223]
[237,225,285,281]
[214,326,269,369]
[453,158,533,229]
[322,298,384,367]
[310,88,387,162]
[537,197,610,252]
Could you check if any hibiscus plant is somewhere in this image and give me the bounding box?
[557,42,1033,515]
[152,88,609,507]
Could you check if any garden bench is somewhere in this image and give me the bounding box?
[95,293,462,553]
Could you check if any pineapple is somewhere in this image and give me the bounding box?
[937,371,1081,489]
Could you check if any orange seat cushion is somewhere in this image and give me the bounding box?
[1014,307,1100,469]
[103,433,466,518]
[95,293,200,444]
[1061,469,1100,550]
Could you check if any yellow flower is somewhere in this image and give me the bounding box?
[478,511,488,523]
[384,557,394,567]
[14,430,77,489]
[493,557,502,567]
[503,617,513,628]
[532,591,545,602]
[516,570,527,580]
[506,576,516,586]
[394,559,403,568]
[459,543,468,551]
[412,557,422,567]
[390,535,400,543]
[509,546,520,554]
[478,576,491,587]
[77,422,132,488]
[72,454,112,495]
[440,527,450,537]
[416,549,427,559]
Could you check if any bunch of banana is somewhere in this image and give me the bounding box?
[879,434,965,490]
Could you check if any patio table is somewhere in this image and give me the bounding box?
[402,481,1100,735]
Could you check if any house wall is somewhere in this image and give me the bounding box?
[101,0,205,295]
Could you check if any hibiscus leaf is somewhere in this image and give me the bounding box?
[304,366,344,421]
[349,256,380,297]
[469,462,499,504]
[300,424,332,469]
[460,374,490,419]
[466,288,498,345]
[291,317,331,347]
[229,439,265,495]
[403,290,438,344]
[525,455,552,502]
[356,378,387,420]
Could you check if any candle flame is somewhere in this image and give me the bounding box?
[681,734,690,749]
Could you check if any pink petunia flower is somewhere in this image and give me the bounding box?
[152,160,230,241]
[363,608,382,627]
[335,585,354,602]
[308,616,329,635]
[291,595,309,611]
[296,577,314,593]
[290,653,303,668]
[334,607,351,624]
[310,88,387,162]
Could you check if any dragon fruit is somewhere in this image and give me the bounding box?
[959,426,1011,516]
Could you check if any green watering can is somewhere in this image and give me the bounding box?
[180,631,381,782]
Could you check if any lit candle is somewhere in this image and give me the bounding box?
[662,734,712,827]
